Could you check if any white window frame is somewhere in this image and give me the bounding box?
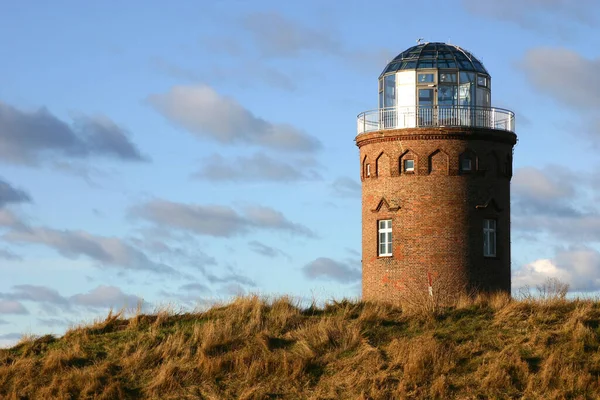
[483,219,496,257]
[378,219,393,257]
[404,159,415,172]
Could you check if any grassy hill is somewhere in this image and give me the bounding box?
[2,292,600,399]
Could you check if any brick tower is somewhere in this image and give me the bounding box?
[356,42,517,304]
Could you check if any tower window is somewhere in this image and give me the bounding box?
[366,163,371,177]
[378,219,392,257]
[483,219,496,257]
[461,158,472,172]
[403,159,415,172]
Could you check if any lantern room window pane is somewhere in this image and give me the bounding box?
[384,74,396,108]
[418,73,434,83]
[439,72,457,83]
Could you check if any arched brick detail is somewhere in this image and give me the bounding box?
[399,149,418,175]
[485,151,500,177]
[428,149,449,175]
[362,155,369,180]
[375,151,390,177]
[459,148,478,174]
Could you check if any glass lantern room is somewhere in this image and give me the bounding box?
[357,42,514,134]
[378,42,491,110]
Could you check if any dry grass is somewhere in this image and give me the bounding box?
[2,291,600,399]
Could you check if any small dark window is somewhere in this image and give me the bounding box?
[461,158,472,172]
[483,219,497,257]
[404,159,415,172]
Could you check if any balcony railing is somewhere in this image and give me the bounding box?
[357,105,515,134]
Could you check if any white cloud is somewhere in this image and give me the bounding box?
[147,85,320,152]
[513,247,600,291]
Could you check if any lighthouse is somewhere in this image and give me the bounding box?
[356,42,517,304]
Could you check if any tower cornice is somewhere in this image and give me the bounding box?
[355,127,517,148]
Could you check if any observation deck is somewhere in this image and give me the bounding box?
[357,105,514,135]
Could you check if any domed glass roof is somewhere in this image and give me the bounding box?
[380,42,489,77]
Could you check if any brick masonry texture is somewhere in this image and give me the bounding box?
[356,127,518,304]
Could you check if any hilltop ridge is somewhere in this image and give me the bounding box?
[1,293,600,399]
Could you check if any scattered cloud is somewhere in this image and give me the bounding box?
[462,0,598,35]
[3,224,177,275]
[512,166,600,242]
[513,246,600,291]
[37,317,76,328]
[147,85,321,152]
[130,199,315,238]
[151,57,297,92]
[519,48,600,111]
[518,48,600,139]
[0,102,147,165]
[70,286,143,309]
[0,248,21,260]
[179,282,211,293]
[0,284,145,311]
[0,332,22,340]
[0,209,28,230]
[203,270,257,287]
[248,240,289,259]
[330,177,361,198]
[0,178,31,208]
[1,285,69,306]
[512,166,580,217]
[220,283,246,296]
[0,319,8,325]
[244,205,315,238]
[0,300,28,315]
[241,12,341,58]
[302,257,361,283]
[192,152,319,182]
[52,161,111,187]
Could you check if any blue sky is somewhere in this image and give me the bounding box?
[1,0,600,346]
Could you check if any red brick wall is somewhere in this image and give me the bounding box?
[356,127,517,304]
